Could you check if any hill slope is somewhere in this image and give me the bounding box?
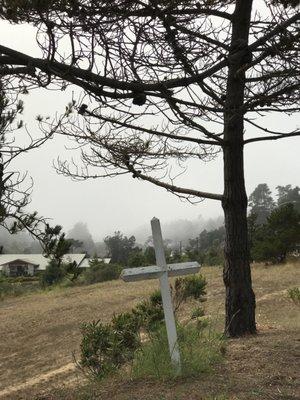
[0,262,299,399]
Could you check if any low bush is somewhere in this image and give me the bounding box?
[131,274,207,331]
[40,260,67,287]
[173,274,207,312]
[81,262,122,284]
[132,289,165,331]
[288,287,300,303]
[191,306,205,319]
[0,275,40,300]
[79,274,209,380]
[80,312,141,379]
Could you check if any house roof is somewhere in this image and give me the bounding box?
[0,258,39,267]
[0,254,86,271]
[80,258,111,268]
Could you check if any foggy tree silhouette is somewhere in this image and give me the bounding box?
[0,81,50,242]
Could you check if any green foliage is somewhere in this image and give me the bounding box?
[167,249,190,264]
[0,84,44,237]
[0,274,40,300]
[80,312,141,379]
[81,260,121,284]
[187,227,225,266]
[80,320,119,378]
[276,185,300,213]
[132,290,164,331]
[132,324,225,380]
[248,183,275,224]
[127,248,146,268]
[40,224,78,286]
[0,274,12,300]
[173,274,207,312]
[40,259,66,286]
[191,306,205,319]
[203,247,224,266]
[251,204,300,263]
[144,246,156,265]
[132,275,207,330]
[104,231,137,265]
[64,260,82,281]
[288,287,300,303]
[42,224,73,264]
[79,274,207,379]
[111,312,141,355]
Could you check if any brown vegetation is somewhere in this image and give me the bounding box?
[0,262,299,399]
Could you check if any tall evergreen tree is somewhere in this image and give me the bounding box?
[251,204,300,263]
[104,231,136,265]
[248,184,276,224]
[276,185,300,212]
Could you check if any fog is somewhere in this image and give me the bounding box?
[0,22,299,242]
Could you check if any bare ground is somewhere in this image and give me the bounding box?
[0,262,299,400]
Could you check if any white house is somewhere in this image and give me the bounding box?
[0,254,86,277]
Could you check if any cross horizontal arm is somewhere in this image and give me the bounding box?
[121,261,200,282]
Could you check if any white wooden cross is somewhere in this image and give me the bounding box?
[121,217,200,373]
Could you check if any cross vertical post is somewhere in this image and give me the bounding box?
[121,218,200,375]
[151,217,181,373]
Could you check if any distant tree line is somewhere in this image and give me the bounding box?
[248,184,300,264]
[186,184,300,266]
[2,183,299,290]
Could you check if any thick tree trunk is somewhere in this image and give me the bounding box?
[222,0,256,337]
[222,144,256,336]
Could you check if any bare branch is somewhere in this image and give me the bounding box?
[244,132,300,144]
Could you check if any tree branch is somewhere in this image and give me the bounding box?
[244,132,300,144]
[127,164,223,201]
[84,110,221,146]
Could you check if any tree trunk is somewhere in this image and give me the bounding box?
[222,0,256,337]
[222,144,256,336]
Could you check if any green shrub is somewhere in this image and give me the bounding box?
[173,274,207,313]
[40,260,66,287]
[203,248,224,266]
[288,287,300,303]
[132,290,164,331]
[132,275,207,331]
[80,312,141,379]
[81,262,122,284]
[132,323,225,380]
[191,306,205,319]
[251,204,300,264]
[80,320,116,378]
[79,274,208,380]
[127,250,146,268]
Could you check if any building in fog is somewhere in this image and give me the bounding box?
[0,254,86,277]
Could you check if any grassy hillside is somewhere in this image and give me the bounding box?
[0,262,299,399]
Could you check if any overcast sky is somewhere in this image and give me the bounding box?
[1,21,299,241]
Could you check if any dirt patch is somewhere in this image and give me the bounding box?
[0,363,76,398]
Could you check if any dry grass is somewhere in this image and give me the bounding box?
[0,262,299,399]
